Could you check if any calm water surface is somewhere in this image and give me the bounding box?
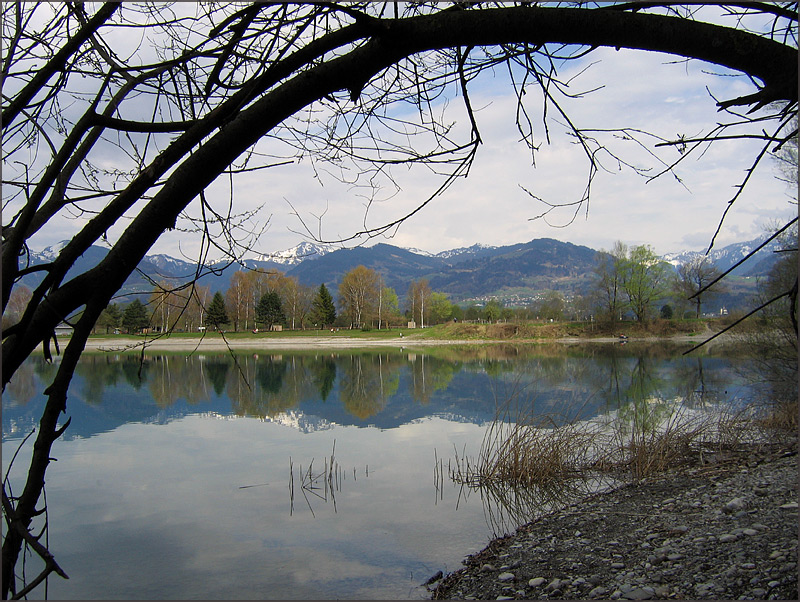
[2,343,757,599]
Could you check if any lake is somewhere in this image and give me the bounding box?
[2,342,758,599]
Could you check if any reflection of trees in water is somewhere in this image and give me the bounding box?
[205,361,230,396]
[228,355,301,418]
[121,356,150,390]
[408,354,459,405]
[339,354,401,419]
[74,356,122,405]
[309,357,336,401]
[9,347,741,424]
[4,361,37,406]
[257,357,287,394]
[149,356,212,407]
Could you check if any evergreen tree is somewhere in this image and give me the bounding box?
[312,283,337,327]
[96,302,122,333]
[255,291,286,329]
[205,291,230,330]
[122,299,149,333]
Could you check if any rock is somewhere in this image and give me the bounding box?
[779,501,798,509]
[497,572,515,582]
[431,454,798,602]
[622,587,654,600]
[723,497,747,513]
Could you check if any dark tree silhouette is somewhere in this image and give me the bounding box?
[205,292,231,330]
[121,299,150,334]
[2,3,796,597]
[312,283,338,328]
[255,292,286,330]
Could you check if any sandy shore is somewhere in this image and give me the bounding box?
[83,334,467,351]
[80,332,719,352]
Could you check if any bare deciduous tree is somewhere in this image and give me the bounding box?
[2,3,796,597]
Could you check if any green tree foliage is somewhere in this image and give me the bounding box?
[122,299,149,334]
[95,303,122,333]
[623,245,672,322]
[484,299,502,323]
[205,291,230,330]
[378,286,400,328]
[311,283,337,327]
[429,292,453,325]
[256,291,286,329]
[406,279,432,327]
[533,290,566,321]
[592,242,671,323]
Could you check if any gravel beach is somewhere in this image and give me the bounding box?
[429,448,798,601]
[81,332,723,352]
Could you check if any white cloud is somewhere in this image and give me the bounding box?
[26,15,792,260]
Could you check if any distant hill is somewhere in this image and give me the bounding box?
[21,235,782,312]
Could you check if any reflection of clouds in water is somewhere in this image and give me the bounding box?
[288,546,384,582]
[1,347,762,599]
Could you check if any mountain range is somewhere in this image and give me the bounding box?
[22,235,781,310]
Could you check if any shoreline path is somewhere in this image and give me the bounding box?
[81,333,715,352]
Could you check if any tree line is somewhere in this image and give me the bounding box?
[64,243,735,337]
[82,265,466,334]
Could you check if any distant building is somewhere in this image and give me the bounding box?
[54,323,73,337]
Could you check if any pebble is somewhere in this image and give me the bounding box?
[431,452,798,601]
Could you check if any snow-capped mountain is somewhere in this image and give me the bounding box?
[37,240,74,261]
[255,241,334,265]
[662,234,782,276]
[146,253,198,276]
[434,243,498,260]
[401,246,437,257]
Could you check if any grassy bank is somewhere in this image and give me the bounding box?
[411,318,716,341]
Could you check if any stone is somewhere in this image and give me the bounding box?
[589,586,609,598]
[611,562,625,569]
[779,501,798,509]
[480,563,496,573]
[528,577,546,588]
[545,578,561,591]
[623,587,654,600]
[497,572,515,582]
[723,497,747,514]
[719,533,738,543]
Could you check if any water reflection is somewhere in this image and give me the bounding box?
[1,343,759,600]
[3,344,751,443]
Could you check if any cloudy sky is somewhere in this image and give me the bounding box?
[23,6,796,261]
[193,43,794,260]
